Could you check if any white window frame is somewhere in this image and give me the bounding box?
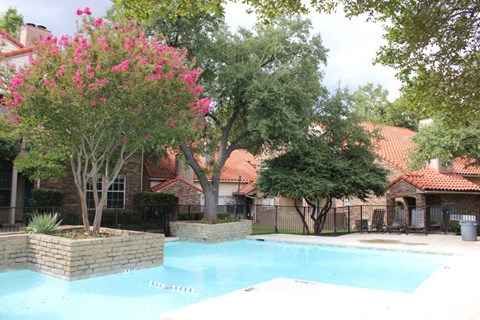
[87,174,126,209]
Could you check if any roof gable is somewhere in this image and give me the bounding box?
[149,177,203,193]
[365,123,480,192]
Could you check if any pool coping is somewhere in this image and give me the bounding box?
[162,233,480,320]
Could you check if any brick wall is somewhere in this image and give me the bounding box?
[158,181,201,206]
[0,229,164,280]
[42,153,144,207]
[170,220,252,243]
[386,180,426,207]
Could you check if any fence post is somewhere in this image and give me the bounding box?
[303,206,306,235]
[360,205,363,233]
[347,206,351,233]
[275,206,278,233]
[333,207,337,234]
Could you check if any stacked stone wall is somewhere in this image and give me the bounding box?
[170,220,252,243]
[0,229,164,280]
[0,234,29,272]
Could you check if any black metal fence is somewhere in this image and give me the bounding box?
[1,203,478,236]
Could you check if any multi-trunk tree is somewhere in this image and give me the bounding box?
[2,9,207,235]
[256,89,388,235]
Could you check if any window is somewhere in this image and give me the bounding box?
[87,174,125,208]
[0,162,13,207]
[261,197,275,209]
[343,198,350,208]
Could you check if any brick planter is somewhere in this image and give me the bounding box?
[0,228,164,280]
[170,219,252,243]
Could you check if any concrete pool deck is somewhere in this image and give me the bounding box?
[162,233,480,320]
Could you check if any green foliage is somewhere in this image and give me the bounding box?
[178,211,204,220]
[200,213,238,224]
[0,137,18,162]
[158,16,327,220]
[14,149,68,180]
[411,118,480,168]
[133,192,177,206]
[111,0,312,22]
[256,88,388,234]
[24,213,62,235]
[351,83,419,131]
[0,6,24,38]
[30,188,64,208]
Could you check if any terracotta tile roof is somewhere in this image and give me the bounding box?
[387,168,480,192]
[211,149,257,182]
[145,149,257,183]
[362,123,416,171]
[0,28,24,49]
[364,123,480,192]
[149,177,203,193]
[234,182,256,196]
[144,150,177,180]
[0,47,34,60]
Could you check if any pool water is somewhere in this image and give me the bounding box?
[0,240,448,320]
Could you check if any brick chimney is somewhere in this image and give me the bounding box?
[20,23,51,47]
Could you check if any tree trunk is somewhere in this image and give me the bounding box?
[203,186,218,220]
[311,197,332,235]
[294,200,311,234]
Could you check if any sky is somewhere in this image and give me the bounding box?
[0,0,401,101]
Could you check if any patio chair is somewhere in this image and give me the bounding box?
[386,209,407,234]
[408,208,426,234]
[369,209,386,233]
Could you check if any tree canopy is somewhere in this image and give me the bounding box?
[351,83,419,131]
[114,0,479,125]
[2,10,206,234]
[0,6,24,38]
[256,89,388,235]
[136,14,328,220]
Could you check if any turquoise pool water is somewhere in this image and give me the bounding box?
[0,240,448,320]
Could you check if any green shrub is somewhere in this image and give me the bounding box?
[31,188,64,208]
[134,192,177,207]
[178,211,204,220]
[201,214,239,224]
[24,213,62,235]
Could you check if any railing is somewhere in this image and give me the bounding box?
[1,204,478,235]
[0,205,173,235]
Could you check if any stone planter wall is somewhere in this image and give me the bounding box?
[170,220,252,243]
[0,228,164,280]
[0,234,29,271]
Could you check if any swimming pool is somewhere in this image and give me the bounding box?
[0,239,448,320]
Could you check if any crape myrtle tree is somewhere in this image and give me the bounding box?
[168,17,327,220]
[256,88,388,235]
[2,9,209,235]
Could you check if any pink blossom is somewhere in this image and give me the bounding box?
[99,97,107,104]
[94,18,103,28]
[36,124,45,131]
[76,8,83,16]
[90,100,97,107]
[103,45,109,53]
[83,7,92,15]
[121,136,128,143]
[169,122,175,128]
[144,133,151,141]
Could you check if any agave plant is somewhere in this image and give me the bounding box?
[24,213,62,235]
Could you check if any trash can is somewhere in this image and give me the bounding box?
[459,220,478,241]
